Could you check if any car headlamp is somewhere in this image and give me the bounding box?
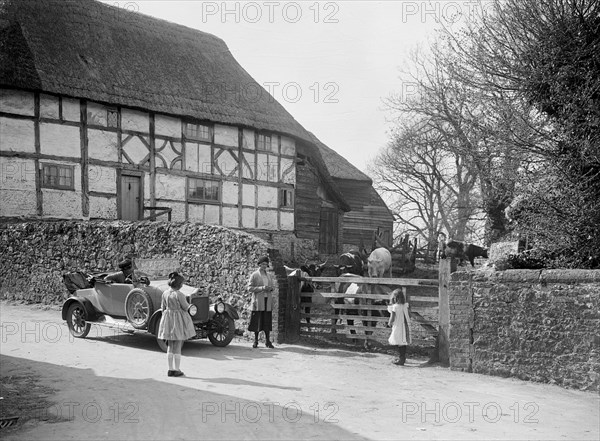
[215,302,225,314]
[188,304,198,316]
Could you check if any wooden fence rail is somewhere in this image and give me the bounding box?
[285,275,440,347]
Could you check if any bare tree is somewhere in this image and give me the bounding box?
[370,117,481,260]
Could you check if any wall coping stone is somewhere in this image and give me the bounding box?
[451,268,600,284]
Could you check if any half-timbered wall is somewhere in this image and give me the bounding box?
[0,88,297,232]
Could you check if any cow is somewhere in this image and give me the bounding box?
[285,261,327,324]
[367,247,392,278]
[334,250,366,276]
[444,240,488,267]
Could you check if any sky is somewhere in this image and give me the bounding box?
[101,1,463,173]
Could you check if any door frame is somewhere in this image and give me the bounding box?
[117,170,144,220]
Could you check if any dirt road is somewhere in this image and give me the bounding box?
[0,301,598,440]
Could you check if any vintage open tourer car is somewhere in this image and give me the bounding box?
[61,271,238,351]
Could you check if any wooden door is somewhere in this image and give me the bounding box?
[319,207,338,254]
[121,175,141,220]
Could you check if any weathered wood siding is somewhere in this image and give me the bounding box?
[336,178,393,249]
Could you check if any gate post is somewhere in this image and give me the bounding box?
[284,275,301,343]
[437,258,456,366]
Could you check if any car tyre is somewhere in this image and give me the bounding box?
[125,288,154,329]
[208,314,235,347]
[67,303,91,338]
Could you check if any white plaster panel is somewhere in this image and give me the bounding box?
[122,135,149,165]
[280,157,295,184]
[214,124,238,147]
[1,157,36,190]
[242,184,255,206]
[155,114,182,138]
[257,210,277,230]
[155,200,185,222]
[87,102,108,126]
[42,189,82,218]
[243,129,255,149]
[242,208,256,229]
[189,204,220,225]
[62,98,80,122]
[185,142,211,173]
[0,189,37,217]
[40,123,81,157]
[89,195,117,219]
[122,108,149,133]
[242,151,255,179]
[185,142,198,173]
[257,185,278,208]
[222,206,238,228]
[205,204,220,224]
[88,165,116,194]
[280,211,294,231]
[155,173,185,201]
[0,89,34,116]
[256,152,268,181]
[0,117,35,153]
[215,149,238,177]
[40,94,60,119]
[88,128,118,162]
[281,136,295,156]
[155,140,181,169]
[222,181,239,205]
[188,203,204,223]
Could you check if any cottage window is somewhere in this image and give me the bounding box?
[42,164,74,190]
[257,134,273,151]
[185,123,211,141]
[280,188,294,208]
[107,108,119,128]
[188,177,220,202]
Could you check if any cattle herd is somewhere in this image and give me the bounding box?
[284,237,488,345]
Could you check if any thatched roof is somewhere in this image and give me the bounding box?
[309,133,372,183]
[0,0,350,210]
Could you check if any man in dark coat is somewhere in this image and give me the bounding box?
[105,259,135,283]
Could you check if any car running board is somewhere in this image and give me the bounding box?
[92,314,138,333]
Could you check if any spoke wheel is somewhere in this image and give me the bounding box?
[67,303,91,338]
[125,289,154,329]
[208,314,235,347]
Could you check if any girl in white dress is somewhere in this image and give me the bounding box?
[387,288,411,365]
[157,272,196,377]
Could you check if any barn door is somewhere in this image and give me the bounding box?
[319,207,338,254]
[120,175,141,220]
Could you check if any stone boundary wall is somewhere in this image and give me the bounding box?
[0,220,289,342]
[449,269,600,391]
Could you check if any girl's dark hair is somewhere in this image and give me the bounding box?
[390,288,406,304]
[168,272,184,288]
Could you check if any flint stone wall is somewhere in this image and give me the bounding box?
[0,220,288,342]
[449,269,600,391]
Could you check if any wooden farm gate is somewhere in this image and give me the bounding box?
[285,275,439,347]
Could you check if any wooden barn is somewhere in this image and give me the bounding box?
[0,0,351,261]
[312,135,394,252]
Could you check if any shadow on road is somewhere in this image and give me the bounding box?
[0,354,367,441]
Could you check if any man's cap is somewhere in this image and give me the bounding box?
[118,259,133,270]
